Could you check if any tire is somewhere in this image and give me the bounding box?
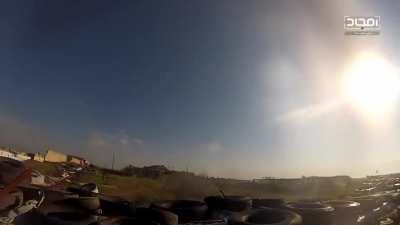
[205,196,252,212]
[136,207,178,225]
[324,200,361,225]
[80,183,99,194]
[99,195,135,217]
[59,196,101,211]
[230,208,302,225]
[252,199,285,209]
[285,202,334,225]
[349,197,381,212]
[379,217,395,225]
[39,203,99,225]
[98,217,159,225]
[151,200,208,223]
[44,212,99,225]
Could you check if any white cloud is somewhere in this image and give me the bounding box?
[85,131,145,168]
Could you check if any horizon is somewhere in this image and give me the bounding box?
[1,1,400,179]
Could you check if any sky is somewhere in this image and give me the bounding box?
[1,1,400,179]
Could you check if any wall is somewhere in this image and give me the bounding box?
[45,149,67,163]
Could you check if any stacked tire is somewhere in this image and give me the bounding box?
[136,207,179,225]
[230,208,302,225]
[285,201,334,225]
[324,200,361,225]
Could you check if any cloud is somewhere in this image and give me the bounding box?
[275,100,343,124]
[206,141,224,153]
[85,131,145,168]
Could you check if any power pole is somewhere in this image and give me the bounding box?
[112,152,115,170]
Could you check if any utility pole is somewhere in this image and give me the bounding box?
[112,152,115,170]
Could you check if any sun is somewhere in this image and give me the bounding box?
[341,53,400,121]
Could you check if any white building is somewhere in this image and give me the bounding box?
[16,152,31,161]
[0,148,31,161]
[33,153,45,162]
[0,148,19,161]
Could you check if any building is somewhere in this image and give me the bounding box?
[0,148,18,161]
[45,149,67,163]
[0,148,32,161]
[15,152,31,161]
[33,153,45,162]
[67,155,89,166]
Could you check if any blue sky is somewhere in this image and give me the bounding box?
[1,1,400,179]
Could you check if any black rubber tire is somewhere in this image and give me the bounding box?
[252,199,285,209]
[205,196,252,212]
[44,212,98,225]
[151,200,208,223]
[39,203,99,225]
[58,196,101,211]
[97,216,159,225]
[230,208,302,225]
[80,183,98,193]
[99,195,135,217]
[136,207,178,225]
[285,202,334,225]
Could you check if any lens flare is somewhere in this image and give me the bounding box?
[341,53,400,122]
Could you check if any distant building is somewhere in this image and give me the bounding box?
[15,152,31,161]
[142,165,170,178]
[33,153,45,162]
[0,148,18,161]
[0,148,30,161]
[45,149,67,163]
[67,155,89,166]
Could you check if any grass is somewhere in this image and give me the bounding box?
[24,160,61,177]
[74,166,175,202]
[25,161,360,203]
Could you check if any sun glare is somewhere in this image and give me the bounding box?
[341,53,400,121]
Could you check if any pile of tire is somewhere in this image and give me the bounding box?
[136,207,179,225]
[356,213,396,225]
[39,196,102,225]
[324,200,361,225]
[350,197,383,212]
[229,208,302,225]
[204,195,305,225]
[285,201,335,225]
